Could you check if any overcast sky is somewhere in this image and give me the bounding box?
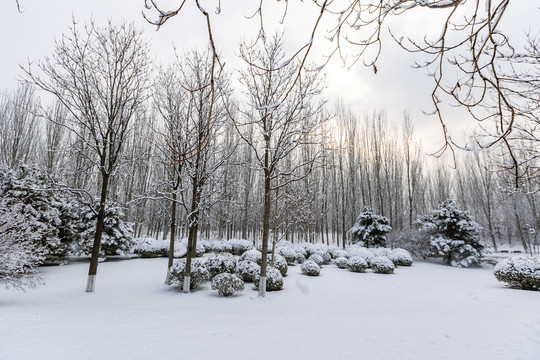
[0,0,537,154]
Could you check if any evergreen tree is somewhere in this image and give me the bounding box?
[416,200,487,267]
[349,207,391,248]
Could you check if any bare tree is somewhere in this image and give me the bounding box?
[236,33,325,296]
[23,20,150,292]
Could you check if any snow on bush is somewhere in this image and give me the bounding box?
[308,254,324,266]
[370,248,399,265]
[269,253,288,276]
[301,260,321,276]
[254,267,283,291]
[294,246,308,258]
[333,250,350,259]
[277,246,297,264]
[208,241,233,254]
[349,206,391,248]
[295,252,306,264]
[416,200,487,267]
[211,273,245,296]
[199,240,212,253]
[205,252,237,278]
[347,256,368,273]
[494,257,540,291]
[303,243,329,258]
[392,248,413,266]
[132,238,168,258]
[0,202,45,290]
[387,229,431,258]
[347,245,374,265]
[335,257,349,269]
[239,249,262,265]
[315,250,332,264]
[168,258,210,290]
[237,260,260,283]
[229,239,253,255]
[327,245,342,259]
[371,256,395,274]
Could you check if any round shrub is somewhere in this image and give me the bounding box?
[199,240,212,253]
[347,256,368,273]
[132,238,168,258]
[205,252,236,278]
[277,246,297,264]
[229,239,253,255]
[237,260,260,283]
[254,267,283,291]
[239,249,262,265]
[392,248,413,266]
[208,241,233,254]
[370,248,399,265]
[335,256,349,269]
[211,273,245,296]
[295,252,305,264]
[371,256,395,274]
[168,258,210,290]
[294,246,308,258]
[308,254,324,266]
[333,250,350,259]
[269,253,288,276]
[301,260,321,276]
[327,245,342,259]
[194,243,205,257]
[315,250,332,264]
[494,257,540,291]
[347,246,374,265]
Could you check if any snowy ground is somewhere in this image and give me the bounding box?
[1,258,539,360]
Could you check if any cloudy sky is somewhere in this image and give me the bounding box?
[0,0,537,153]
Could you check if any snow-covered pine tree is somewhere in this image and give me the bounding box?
[349,207,391,248]
[0,200,45,290]
[0,165,70,263]
[416,199,486,267]
[73,202,133,257]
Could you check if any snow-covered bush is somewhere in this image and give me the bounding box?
[208,241,233,254]
[277,246,297,264]
[392,248,413,266]
[308,254,324,266]
[349,207,391,248]
[333,250,350,259]
[371,256,395,274]
[303,243,328,257]
[205,252,237,278]
[416,200,487,267]
[335,257,349,269]
[294,246,308,258]
[494,257,540,291]
[269,253,288,276]
[229,239,253,255]
[74,203,133,256]
[0,202,45,290]
[347,256,368,273]
[211,273,245,296]
[199,240,212,253]
[295,252,306,264]
[301,260,321,276]
[254,267,283,291]
[347,246,374,265]
[327,245,342,259]
[315,250,332,264]
[131,238,168,258]
[239,249,262,265]
[370,248,399,265]
[168,258,210,290]
[237,260,260,283]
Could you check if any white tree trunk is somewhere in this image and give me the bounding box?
[258,276,267,297]
[164,271,171,285]
[183,276,191,293]
[85,274,96,292]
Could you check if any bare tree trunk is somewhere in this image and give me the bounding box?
[86,172,110,292]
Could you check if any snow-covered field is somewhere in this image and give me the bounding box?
[1,259,539,360]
